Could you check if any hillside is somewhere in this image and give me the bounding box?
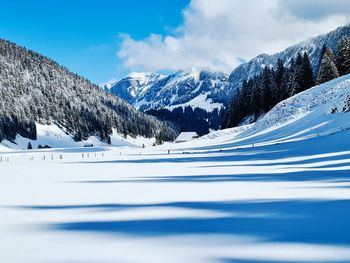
[174,74,350,151]
[0,39,176,148]
[227,24,350,92]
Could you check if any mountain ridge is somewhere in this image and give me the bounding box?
[104,24,350,135]
[228,24,350,87]
[108,24,350,110]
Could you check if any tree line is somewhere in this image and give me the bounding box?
[222,36,350,129]
[147,106,222,136]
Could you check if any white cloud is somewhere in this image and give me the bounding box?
[117,0,350,73]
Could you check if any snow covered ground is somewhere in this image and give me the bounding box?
[0,124,156,151]
[1,76,350,263]
[1,128,350,263]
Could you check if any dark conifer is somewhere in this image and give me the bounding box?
[301,52,315,89]
[316,53,339,85]
[336,36,350,76]
[27,142,32,150]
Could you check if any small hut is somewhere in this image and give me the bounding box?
[174,132,199,143]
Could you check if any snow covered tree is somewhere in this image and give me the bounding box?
[320,45,336,66]
[336,36,350,76]
[316,53,339,85]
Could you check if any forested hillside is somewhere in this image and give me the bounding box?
[223,36,350,128]
[0,39,176,144]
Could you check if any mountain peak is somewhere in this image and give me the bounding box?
[108,68,229,113]
[127,71,163,80]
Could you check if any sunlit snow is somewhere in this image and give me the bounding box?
[1,75,350,263]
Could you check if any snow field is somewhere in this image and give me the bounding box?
[1,128,350,262]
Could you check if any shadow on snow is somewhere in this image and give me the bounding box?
[20,199,350,245]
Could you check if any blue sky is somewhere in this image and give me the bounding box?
[1,0,349,84]
[0,0,189,84]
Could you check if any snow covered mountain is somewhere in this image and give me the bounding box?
[110,25,350,110]
[107,25,350,135]
[0,39,176,148]
[227,24,350,90]
[108,72,164,106]
[107,70,228,135]
[108,69,228,112]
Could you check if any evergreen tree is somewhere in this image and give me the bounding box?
[301,52,315,89]
[27,142,32,150]
[290,80,302,97]
[319,44,327,66]
[275,59,285,88]
[288,58,298,96]
[318,44,327,65]
[222,88,242,128]
[323,46,336,64]
[336,36,350,76]
[294,52,304,89]
[250,77,262,119]
[316,53,339,85]
[279,69,290,101]
[274,59,287,102]
[240,80,252,117]
[289,53,315,95]
[261,67,276,112]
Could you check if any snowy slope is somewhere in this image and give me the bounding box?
[168,74,350,151]
[4,73,349,151]
[0,123,157,151]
